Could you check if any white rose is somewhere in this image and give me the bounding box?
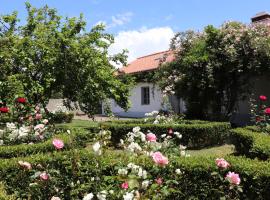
[83,193,94,200]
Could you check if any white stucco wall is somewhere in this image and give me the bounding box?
[107,82,164,118]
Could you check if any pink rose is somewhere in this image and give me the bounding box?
[265,108,270,115]
[35,113,42,120]
[18,161,32,170]
[121,181,129,189]
[259,95,267,101]
[215,158,230,169]
[39,172,49,181]
[146,133,157,142]
[168,128,173,135]
[226,172,241,185]
[52,139,64,150]
[152,152,169,166]
[155,177,163,185]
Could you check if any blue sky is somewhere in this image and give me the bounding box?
[1,0,270,62]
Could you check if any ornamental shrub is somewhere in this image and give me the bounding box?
[0,150,269,199]
[230,128,270,160]
[98,122,231,149]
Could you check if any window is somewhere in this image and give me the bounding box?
[141,87,150,105]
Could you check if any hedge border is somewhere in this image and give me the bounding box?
[97,122,231,149]
[0,128,91,158]
[230,128,270,160]
[0,149,269,199]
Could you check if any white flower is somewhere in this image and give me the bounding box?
[109,190,114,194]
[123,191,134,200]
[93,142,101,155]
[120,139,124,145]
[51,197,61,200]
[6,123,16,131]
[118,168,128,176]
[97,191,107,200]
[180,150,186,157]
[67,130,71,134]
[0,140,3,145]
[83,193,94,200]
[179,145,187,150]
[175,169,182,175]
[142,180,150,189]
[132,127,140,133]
[161,134,166,138]
[153,120,159,124]
[127,142,142,152]
[140,133,146,142]
[42,119,49,124]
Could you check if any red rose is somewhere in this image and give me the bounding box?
[256,116,262,122]
[259,95,267,101]
[265,108,270,115]
[0,107,9,113]
[16,97,26,103]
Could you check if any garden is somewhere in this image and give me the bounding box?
[1,2,270,200]
[0,96,269,200]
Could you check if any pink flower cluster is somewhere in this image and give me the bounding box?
[215,158,241,186]
[215,158,230,169]
[146,133,157,142]
[121,181,129,189]
[152,152,169,166]
[226,172,241,185]
[52,139,64,150]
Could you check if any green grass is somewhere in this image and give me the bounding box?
[56,119,98,129]
[188,144,235,157]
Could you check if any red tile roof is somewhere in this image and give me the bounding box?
[118,50,175,74]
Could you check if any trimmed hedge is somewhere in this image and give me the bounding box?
[231,128,270,160]
[50,112,74,123]
[0,149,269,199]
[108,119,210,125]
[98,122,231,149]
[0,128,91,158]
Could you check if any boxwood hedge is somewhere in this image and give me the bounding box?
[0,128,91,158]
[98,122,231,149]
[230,128,270,160]
[0,149,269,199]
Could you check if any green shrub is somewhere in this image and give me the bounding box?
[230,128,270,160]
[0,128,91,158]
[108,119,209,125]
[0,149,269,199]
[50,111,74,123]
[98,122,231,149]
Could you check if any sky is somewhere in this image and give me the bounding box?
[1,0,270,63]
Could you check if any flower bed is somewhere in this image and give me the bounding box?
[0,149,269,199]
[231,128,270,160]
[0,129,90,158]
[98,122,231,149]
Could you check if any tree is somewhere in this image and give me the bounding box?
[156,22,270,120]
[0,3,132,116]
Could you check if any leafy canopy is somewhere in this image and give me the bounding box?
[157,22,270,120]
[0,3,133,116]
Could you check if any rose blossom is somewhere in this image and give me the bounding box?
[225,172,241,185]
[265,108,270,115]
[215,158,230,169]
[18,161,32,170]
[39,172,49,181]
[152,152,169,166]
[155,177,163,185]
[52,139,64,150]
[16,97,26,103]
[35,113,42,120]
[168,128,173,135]
[146,133,157,142]
[0,107,9,113]
[259,95,267,101]
[121,181,129,189]
[43,119,49,124]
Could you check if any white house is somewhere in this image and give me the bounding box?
[103,50,185,118]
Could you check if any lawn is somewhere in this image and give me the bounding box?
[55,119,98,129]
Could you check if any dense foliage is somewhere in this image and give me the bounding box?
[0,3,133,116]
[157,22,270,120]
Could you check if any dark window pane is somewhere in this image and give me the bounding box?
[141,87,150,105]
